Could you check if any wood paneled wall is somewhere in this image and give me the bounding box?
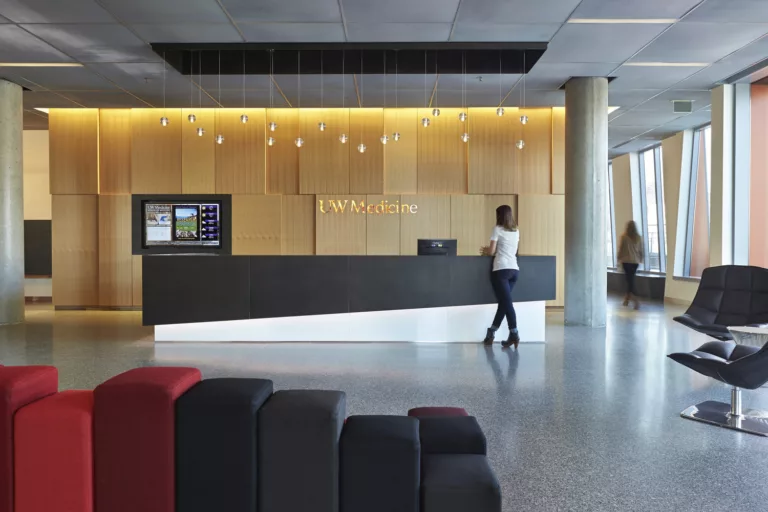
[49,107,566,308]
[518,195,565,307]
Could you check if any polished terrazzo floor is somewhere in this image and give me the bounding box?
[2,300,768,511]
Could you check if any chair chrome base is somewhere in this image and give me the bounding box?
[681,400,768,437]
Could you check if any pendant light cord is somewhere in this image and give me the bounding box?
[320,50,324,109]
[163,51,166,113]
[297,51,301,109]
[218,51,221,107]
[498,51,502,108]
[342,51,345,109]
[198,51,202,109]
[242,51,246,110]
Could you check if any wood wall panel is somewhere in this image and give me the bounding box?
[99,109,131,194]
[551,107,565,195]
[450,195,487,255]
[467,108,517,194]
[131,109,182,193]
[98,195,133,306]
[315,195,367,255]
[518,108,552,195]
[52,195,98,306]
[518,194,564,307]
[399,195,451,255]
[267,108,300,194]
[384,108,418,194]
[49,109,99,195]
[215,109,266,194]
[349,108,384,194]
[281,195,315,255]
[300,109,350,194]
[181,108,215,193]
[417,108,466,194]
[231,195,282,255]
[132,256,142,307]
[366,195,401,255]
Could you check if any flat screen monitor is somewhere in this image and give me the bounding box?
[143,201,221,248]
[417,239,457,256]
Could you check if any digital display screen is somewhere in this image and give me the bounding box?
[143,201,221,248]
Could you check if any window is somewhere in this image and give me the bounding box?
[683,126,712,277]
[607,162,616,268]
[638,146,667,273]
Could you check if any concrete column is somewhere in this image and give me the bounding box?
[0,79,24,325]
[564,77,608,327]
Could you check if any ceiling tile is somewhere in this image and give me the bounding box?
[347,23,450,42]
[97,0,230,23]
[451,23,559,42]
[342,0,460,23]
[131,23,243,43]
[538,23,667,63]
[615,138,661,152]
[670,62,752,89]
[505,89,564,106]
[609,126,653,139]
[222,0,341,23]
[571,0,701,19]
[609,65,701,90]
[23,90,81,108]
[657,110,711,130]
[629,22,768,64]
[684,0,768,23]
[0,15,10,23]
[629,89,712,112]
[21,24,159,63]
[5,66,120,91]
[609,110,685,127]
[240,22,345,42]
[55,90,150,108]
[0,0,113,23]
[458,0,581,23]
[526,62,617,89]
[608,89,662,109]
[86,62,193,99]
[0,25,73,62]
[438,73,521,93]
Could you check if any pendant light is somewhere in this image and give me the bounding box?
[240,51,248,123]
[295,51,304,148]
[160,52,169,126]
[517,51,526,150]
[195,52,205,136]
[421,51,430,128]
[268,50,277,133]
[197,127,205,136]
[432,53,440,117]
[339,50,348,144]
[318,50,326,131]
[380,51,388,145]
[215,51,224,143]
[357,51,366,153]
[392,50,401,142]
[496,51,504,117]
[460,51,469,143]
[187,58,196,123]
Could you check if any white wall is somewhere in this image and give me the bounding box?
[23,130,51,220]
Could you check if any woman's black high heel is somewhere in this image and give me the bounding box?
[483,328,496,345]
[502,330,520,349]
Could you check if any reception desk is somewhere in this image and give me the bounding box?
[144,255,556,343]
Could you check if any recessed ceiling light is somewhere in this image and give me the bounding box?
[568,18,677,24]
[608,106,620,114]
[0,62,83,67]
[34,108,49,114]
[624,62,708,67]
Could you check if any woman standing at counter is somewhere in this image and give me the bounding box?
[480,205,520,349]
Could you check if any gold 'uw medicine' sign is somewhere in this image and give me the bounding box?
[318,199,418,215]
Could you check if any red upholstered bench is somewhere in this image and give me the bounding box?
[15,390,94,512]
[407,407,469,418]
[0,366,58,512]
[94,367,201,512]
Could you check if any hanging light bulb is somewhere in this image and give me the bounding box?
[339,133,348,144]
[188,113,197,123]
[240,114,249,124]
[459,112,467,122]
[432,108,441,117]
[295,137,304,148]
[393,132,401,142]
[160,116,169,126]
[216,134,224,145]
[267,137,275,146]
[461,133,470,143]
[520,114,528,125]
[380,135,389,145]
[496,107,505,116]
[268,121,278,132]
[516,139,525,150]
[196,127,205,137]
[421,117,430,127]
[318,122,326,131]
[358,143,366,153]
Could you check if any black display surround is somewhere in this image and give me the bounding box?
[131,194,232,255]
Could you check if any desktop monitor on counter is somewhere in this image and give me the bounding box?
[417,239,457,256]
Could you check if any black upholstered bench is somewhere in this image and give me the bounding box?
[422,454,501,512]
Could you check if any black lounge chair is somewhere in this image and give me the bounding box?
[668,340,768,436]
[673,265,768,340]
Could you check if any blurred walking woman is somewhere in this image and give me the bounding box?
[481,205,520,349]
[617,220,643,310]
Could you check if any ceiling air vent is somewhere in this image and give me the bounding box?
[672,100,693,114]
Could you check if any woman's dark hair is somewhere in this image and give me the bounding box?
[496,205,518,232]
